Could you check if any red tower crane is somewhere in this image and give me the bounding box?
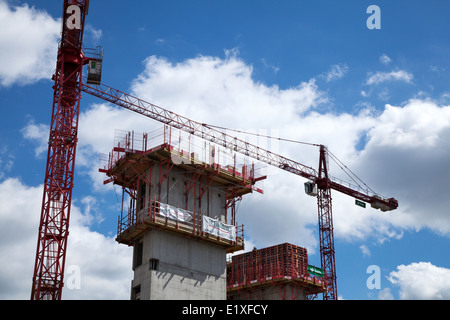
[80,81,399,300]
[30,0,102,300]
[31,0,397,300]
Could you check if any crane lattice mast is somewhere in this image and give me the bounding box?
[31,0,102,300]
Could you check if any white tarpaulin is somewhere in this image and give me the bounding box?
[158,203,193,223]
[202,216,236,241]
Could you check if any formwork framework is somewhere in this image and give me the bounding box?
[99,126,266,252]
[227,243,327,300]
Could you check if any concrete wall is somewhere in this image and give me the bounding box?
[131,229,227,300]
[229,285,308,300]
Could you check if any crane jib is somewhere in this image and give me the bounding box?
[81,80,398,213]
[80,81,319,178]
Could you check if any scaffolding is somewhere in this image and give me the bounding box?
[227,243,327,299]
[99,125,266,253]
[101,126,266,183]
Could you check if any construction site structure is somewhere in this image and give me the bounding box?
[31,0,398,300]
[99,126,266,299]
[31,0,103,300]
[227,243,326,300]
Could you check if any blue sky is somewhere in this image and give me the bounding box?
[1,0,450,300]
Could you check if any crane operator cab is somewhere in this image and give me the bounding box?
[85,46,103,85]
[304,181,317,196]
[87,60,102,84]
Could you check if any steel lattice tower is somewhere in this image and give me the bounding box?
[31,0,89,300]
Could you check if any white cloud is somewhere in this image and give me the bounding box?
[260,58,280,73]
[366,70,413,85]
[63,206,132,300]
[353,99,450,236]
[367,99,450,148]
[0,177,132,299]
[322,63,349,82]
[380,54,392,65]
[85,24,102,43]
[388,262,450,299]
[0,145,14,180]
[0,0,60,86]
[360,245,371,257]
[131,54,328,127]
[0,178,41,299]
[378,287,394,300]
[21,119,49,157]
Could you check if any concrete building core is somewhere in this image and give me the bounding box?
[131,229,228,299]
[99,126,265,299]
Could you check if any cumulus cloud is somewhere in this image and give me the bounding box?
[130,54,328,128]
[366,70,413,85]
[63,202,132,299]
[388,262,450,299]
[356,99,450,235]
[0,0,60,86]
[367,99,450,148]
[0,178,132,299]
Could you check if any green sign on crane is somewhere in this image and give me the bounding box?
[307,265,324,277]
[355,199,366,208]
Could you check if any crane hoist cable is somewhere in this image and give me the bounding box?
[202,123,321,147]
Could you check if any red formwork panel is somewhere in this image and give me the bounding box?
[227,243,308,287]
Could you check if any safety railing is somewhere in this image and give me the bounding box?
[117,196,244,247]
[99,126,266,184]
